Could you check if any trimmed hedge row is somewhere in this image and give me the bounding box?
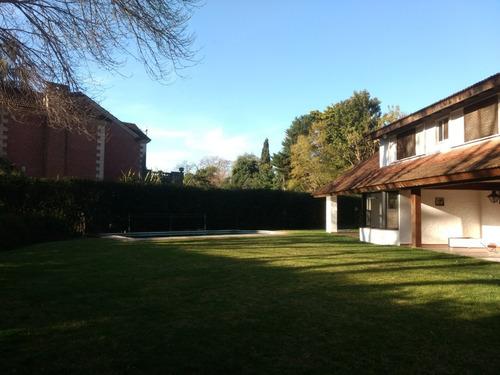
[0,213,73,250]
[0,176,360,250]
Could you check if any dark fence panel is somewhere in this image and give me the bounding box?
[0,176,328,250]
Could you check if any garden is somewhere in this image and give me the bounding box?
[1,231,499,374]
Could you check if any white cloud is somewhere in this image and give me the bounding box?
[145,123,250,171]
[184,127,247,157]
[148,128,190,140]
[100,95,284,172]
[146,149,190,171]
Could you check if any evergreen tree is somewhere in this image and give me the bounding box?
[260,138,271,164]
[257,138,277,188]
[229,154,260,189]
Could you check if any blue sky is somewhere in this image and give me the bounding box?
[97,0,500,172]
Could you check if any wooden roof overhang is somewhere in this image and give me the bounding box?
[366,73,500,141]
[314,138,500,197]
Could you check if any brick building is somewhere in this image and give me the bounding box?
[0,88,150,180]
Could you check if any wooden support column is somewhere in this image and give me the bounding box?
[411,188,422,247]
[361,193,367,227]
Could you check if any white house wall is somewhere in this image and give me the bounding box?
[379,137,397,167]
[420,189,481,244]
[398,189,487,245]
[449,109,465,146]
[359,227,399,245]
[480,192,500,245]
[415,125,425,155]
[379,138,388,167]
[325,195,338,233]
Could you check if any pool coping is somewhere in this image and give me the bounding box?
[100,229,283,241]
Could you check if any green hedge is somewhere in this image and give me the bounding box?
[0,175,362,250]
[0,176,329,250]
[0,213,74,250]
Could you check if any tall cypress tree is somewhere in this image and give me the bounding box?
[258,138,276,189]
[260,138,271,165]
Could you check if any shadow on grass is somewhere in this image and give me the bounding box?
[1,232,500,374]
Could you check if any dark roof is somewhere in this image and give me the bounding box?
[2,82,151,143]
[124,122,151,142]
[366,73,500,141]
[314,138,500,196]
[73,93,151,143]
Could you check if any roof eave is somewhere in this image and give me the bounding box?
[366,73,500,141]
[315,167,500,197]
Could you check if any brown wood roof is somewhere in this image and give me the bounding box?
[314,138,500,196]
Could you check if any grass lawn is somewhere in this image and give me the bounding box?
[1,231,500,374]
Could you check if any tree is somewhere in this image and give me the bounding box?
[379,105,407,127]
[322,90,381,168]
[260,138,271,164]
[256,163,277,189]
[289,91,382,192]
[272,112,319,189]
[228,153,260,189]
[198,156,232,187]
[181,156,232,188]
[0,0,200,132]
[183,166,218,188]
[257,138,277,189]
[289,122,341,192]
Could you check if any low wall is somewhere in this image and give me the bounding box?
[359,227,399,245]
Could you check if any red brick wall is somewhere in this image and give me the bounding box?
[64,128,98,179]
[6,114,47,177]
[43,125,67,177]
[104,122,142,180]
[6,114,98,179]
[5,112,143,180]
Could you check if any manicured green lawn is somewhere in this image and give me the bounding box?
[1,231,499,374]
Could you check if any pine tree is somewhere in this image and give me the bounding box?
[260,138,271,165]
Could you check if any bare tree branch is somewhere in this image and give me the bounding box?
[0,0,200,132]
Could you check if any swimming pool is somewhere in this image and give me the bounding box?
[101,229,279,240]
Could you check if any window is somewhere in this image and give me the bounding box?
[397,129,416,160]
[437,118,448,142]
[386,192,398,229]
[364,191,399,230]
[365,194,376,227]
[464,96,498,142]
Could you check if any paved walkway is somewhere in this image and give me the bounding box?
[422,245,500,263]
[335,231,500,263]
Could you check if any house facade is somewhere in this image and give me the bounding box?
[315,73,500,248]
[0,89,150,180]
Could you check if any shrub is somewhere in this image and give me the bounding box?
[0,213,74,251]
